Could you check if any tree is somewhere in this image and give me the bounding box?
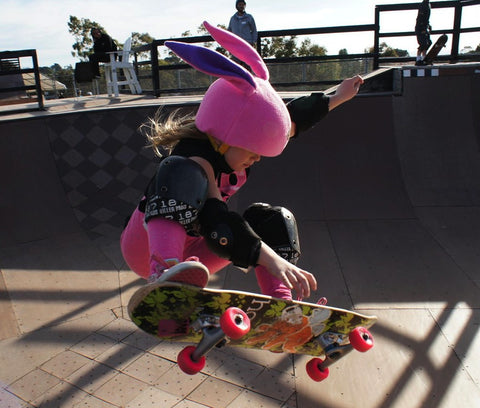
[131,32,155,59]
[297,38,327,57]
[367,42,409,57]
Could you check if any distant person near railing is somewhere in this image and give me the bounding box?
[89,27,117,77]
[415,0,432,66]
[228,0,258,47]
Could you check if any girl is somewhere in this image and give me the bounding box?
[120,21,363,301]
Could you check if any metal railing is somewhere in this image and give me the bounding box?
[0,49,43,111]
[131,0,479,96]
[375,0,480,66]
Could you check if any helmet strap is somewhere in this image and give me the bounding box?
[207,134,230,155]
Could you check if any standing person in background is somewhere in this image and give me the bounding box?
[415,0,432,66]
[228,0,258,48]
[89,27,117,77]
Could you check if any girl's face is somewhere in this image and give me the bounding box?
[224,146,261,171]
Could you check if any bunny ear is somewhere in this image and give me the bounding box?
[203,21,269,80]
[165,41,256,89]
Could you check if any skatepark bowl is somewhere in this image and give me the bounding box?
[1,63,480,408]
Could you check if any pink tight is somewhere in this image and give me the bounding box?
[120,208,292,299]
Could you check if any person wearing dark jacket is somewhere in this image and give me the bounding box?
[89,28,117,77]
[228,0,257,47]
[415,0,432,65]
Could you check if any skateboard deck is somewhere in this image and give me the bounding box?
[424,34,448,65]
[128,282,377,381]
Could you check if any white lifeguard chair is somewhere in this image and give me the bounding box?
[104,37,142,97]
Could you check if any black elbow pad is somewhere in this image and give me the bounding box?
[199,198,261,268]
[287,93,330,137]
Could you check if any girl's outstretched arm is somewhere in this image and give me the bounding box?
[288,74,364,137]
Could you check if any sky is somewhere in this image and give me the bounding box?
[1,0,479,68]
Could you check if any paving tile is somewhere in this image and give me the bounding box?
[328,219,480,308]
[227,389,286,408]
[119,271,143,313]
[40,350,90,379]
[58,309,117,337]
[94,342,143,371]
[31,379,89,408]
[121,329,159,351]
[416,206,480,282]
[96,317,137,342]
[73,394,118,407]
[227,347,294,373]
[0,234,121,333]
[93,372,147,407]
[198,347,229,375]
[122,352,175,385]
[155,365,207,398]
[64,360,118,394]
[149,340,185,361]
[125,386,181,408]
[70,332,117,359]
[0,270,19,340]
[212,354,264,388]
[243,367,295,401]
[0,386,34,408]
[8,369,61,404]
[429,307,480,385]
[188,377,243,408]
[173,400,212,408]
[0,311,116,385]
[281,392,297,408]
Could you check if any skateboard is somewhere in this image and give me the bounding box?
[128,282,377,382]
[424,34,448,65]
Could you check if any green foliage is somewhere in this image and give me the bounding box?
[261,36,298,58]
[131,32,155,59]
[366,42,409,57]
[297,38,327,57]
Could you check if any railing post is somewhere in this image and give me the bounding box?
[451,2,462,62]
[373,6,380,69]
[151,42,160,97]
[31,50,44,110]
[256,35,261,57]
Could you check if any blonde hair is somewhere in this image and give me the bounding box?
[141,108,207,157]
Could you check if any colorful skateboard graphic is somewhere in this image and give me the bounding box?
[128,282,377,381]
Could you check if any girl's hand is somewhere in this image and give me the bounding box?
[329,75,364,111]
[258,243,317,299]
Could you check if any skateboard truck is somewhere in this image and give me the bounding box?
[306,327,374,382]
[190,315,227,361]
[177,307,251,375]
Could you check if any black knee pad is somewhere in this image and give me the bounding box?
[143,156,208,233]
[243,202,301,265]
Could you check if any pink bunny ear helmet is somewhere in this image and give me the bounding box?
[165,21,290,157]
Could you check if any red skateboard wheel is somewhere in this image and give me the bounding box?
[349,327,374,352]
[177,346,206,375]
[306,358,330,382]
[220,307,251,339]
